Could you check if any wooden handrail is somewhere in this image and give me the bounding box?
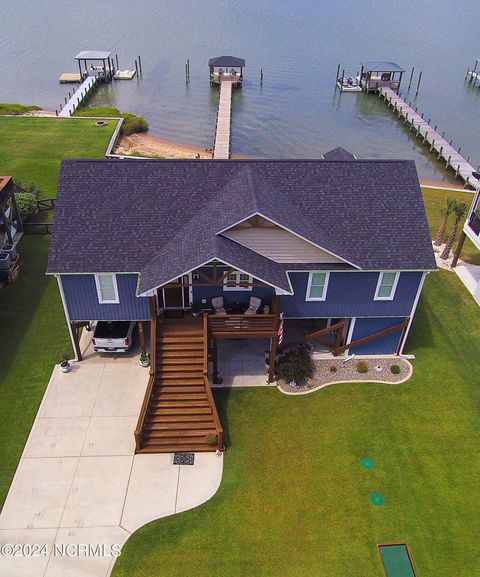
[203,313,209,373]
[334,320,409,356]
[134,297,158,452]
[305,320,346,341]
[203,374,224,450]
[134,373,155,452]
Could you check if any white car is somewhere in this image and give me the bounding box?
[92,321,136,353]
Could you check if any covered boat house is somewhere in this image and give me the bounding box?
[209,56,245,87]
[75,50,115,82]
[359,61,404,93]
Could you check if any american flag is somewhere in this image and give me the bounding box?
[277,312,284,346]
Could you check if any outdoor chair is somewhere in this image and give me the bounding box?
[244,296,262,315]
[212,296,227,315]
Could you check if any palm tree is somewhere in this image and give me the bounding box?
[440,202,468,260]
[434,197,456,246]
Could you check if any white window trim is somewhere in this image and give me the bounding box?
[305,271,330,301]
[374,271,400,301]
[94,273,120,304]
[223,271,253,292]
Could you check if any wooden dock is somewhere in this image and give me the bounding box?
[58,75,98,117]
[213,79,233,159]
[466,66,480,86]
[379,87,479,190]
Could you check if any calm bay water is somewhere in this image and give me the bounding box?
[2,0,480,182]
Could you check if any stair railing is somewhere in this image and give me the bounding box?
[203,313,224,450]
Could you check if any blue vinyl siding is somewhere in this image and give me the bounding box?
[280,271,422,318]
[61,274,150,321]
[192,266,274,308]
[350,317,406,355]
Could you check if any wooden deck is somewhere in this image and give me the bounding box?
[213,79,233,159]
[379,87,479,190]
[59,75,98,117]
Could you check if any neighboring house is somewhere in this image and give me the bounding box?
[47,155,436,453]
[452,179,480,304]
[0,176,23,246]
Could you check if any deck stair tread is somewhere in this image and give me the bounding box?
[137,318,221,453]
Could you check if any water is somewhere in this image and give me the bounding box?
[2,0,480,182]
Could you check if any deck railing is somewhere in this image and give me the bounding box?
[134,296,157,452]
[208,314,277,338]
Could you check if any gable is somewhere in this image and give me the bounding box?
[221,215,344,264]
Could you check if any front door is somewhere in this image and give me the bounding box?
[162,276,190,309]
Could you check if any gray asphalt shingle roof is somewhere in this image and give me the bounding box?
[47,159,436,293]
[208,56,245,68]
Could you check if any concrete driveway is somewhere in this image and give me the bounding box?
[0,360,223,577]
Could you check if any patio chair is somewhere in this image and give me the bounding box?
[212,296,227,315]
[244,296,262,315]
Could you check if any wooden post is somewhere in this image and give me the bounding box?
[135,59,139,77]
[451,231,466,267]
[416,70,422,95]
[138,55,143,75]
[212,338,219,384]
[335,63,340,84]
[260,68,263,85]
[138,321,146,354]
[185,62,188,83]
[408,66,414,91]
[116,54,119,69]
[268,336,278,383]
[70,322,83,362]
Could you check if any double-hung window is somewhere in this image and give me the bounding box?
[94,274,119,303]
[223,271,253,291]
[374,271,399,300]
[306,272,329,301]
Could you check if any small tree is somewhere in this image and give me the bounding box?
[434,197,456,246]
[440,202,468,260]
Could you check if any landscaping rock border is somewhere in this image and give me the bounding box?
[277,357,413,395]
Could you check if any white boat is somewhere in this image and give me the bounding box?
[336,75,362,92]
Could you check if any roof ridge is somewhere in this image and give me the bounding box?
[244,164,260,212]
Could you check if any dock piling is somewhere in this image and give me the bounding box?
[335,64,340,85]
[408,67,415,91]
[260,68,264,85]
[138,55,143,76]
[116,54,119,69]
[415,70,422,96]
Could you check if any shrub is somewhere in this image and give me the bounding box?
[330,365,338,373]
[0,103,41,115]
[356,361,369,374]
[15,192,37,219]
[122,112,148,135]
[390,364,401,375]
[277,347,313,383]
[205,433,218,446]
[16,181,40,199]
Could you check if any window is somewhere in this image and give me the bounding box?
[306,272,330,301]
[94,274,119,303]
[223,271,253,291]
[374,272,399,300]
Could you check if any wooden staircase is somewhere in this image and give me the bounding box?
[135,316,223,454]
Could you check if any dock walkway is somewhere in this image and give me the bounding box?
[379,87,479,190]
[213,80,233,159]
[59,75,97,117]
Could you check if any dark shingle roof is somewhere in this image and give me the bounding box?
[47,159,436,292]
[361,61,404,73]
[208,56,245,68]
[322,147,356,161]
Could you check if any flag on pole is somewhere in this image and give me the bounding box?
[278,312,284,346]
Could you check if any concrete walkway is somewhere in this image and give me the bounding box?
[0,361,223,577]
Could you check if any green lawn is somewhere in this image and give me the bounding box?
[0,116,116,196]
[0,116,115,507]
[113,271,480,577]
[422,186,479,265]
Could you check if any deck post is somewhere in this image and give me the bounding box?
[70,322,83,362]
[138,321,146,354]
[268,336,278,383]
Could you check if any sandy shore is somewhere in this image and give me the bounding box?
[115,133,213,159]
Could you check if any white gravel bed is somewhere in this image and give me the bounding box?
[278,357,413,395]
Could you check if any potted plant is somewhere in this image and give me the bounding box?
[139,352,150,367]
[205,433,218,446]
[60,356,71,373]
[191,302,203,318]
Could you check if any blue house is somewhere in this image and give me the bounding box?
[47,154,436,453]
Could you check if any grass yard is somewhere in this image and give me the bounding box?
[0,116,115,508]
[422,186,480,265]
[0,116,116,196]
[113,271,480,577]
